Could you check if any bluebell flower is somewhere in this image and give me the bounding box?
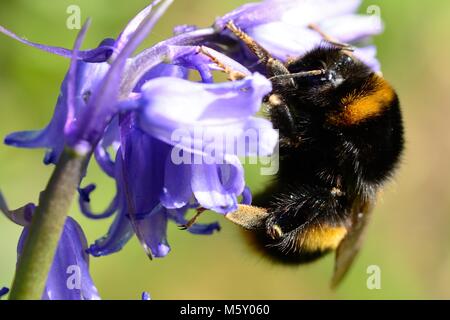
[215,0,383,71]
[2,0,174,164]
[0,26,115,63]
[142,292,151,300]
[19,218,100,300]
[0,287,9,299]
[83,47,276,257]
[0,193,100,300]
[2,0,277,260]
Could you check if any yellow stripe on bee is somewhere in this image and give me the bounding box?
[329,75,396,126]
[299,226,348,252]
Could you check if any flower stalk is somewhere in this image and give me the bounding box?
[9,148,86,300]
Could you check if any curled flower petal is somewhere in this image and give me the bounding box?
[182,221,221,235]
[0,25,115,62]
[120,27,217,95]
[0,287,9,295]
[134,63,188,92]
[87,206,134,257]
[88,147,134,256]
[94,118,120,177]
[142,292,151,300]
[0,287,9,299]
[166,45,251,76]
[241,186,253,205]
[18,217,100,300]
[78,184,119,220]
[0,191,34,226]
[94,143,116,177]
[4,120,64,165]
[196,64,214,83]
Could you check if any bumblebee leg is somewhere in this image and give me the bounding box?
[308,23,354,52]
[264,184,348,242]
[225,21,295,87]
[224,205,269,229]
[178,207,207,230]
[197,46,247,81]
[225,20,273,66]
[266,94,297,137]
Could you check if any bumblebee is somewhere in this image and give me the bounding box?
[220,21,404,286]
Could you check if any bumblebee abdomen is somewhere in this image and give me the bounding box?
[242,223,349,264]
[299,225,348,253]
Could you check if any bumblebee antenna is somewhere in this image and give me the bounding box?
[269,69,326,83]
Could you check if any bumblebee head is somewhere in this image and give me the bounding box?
[270,46,398,132]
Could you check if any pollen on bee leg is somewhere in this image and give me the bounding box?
[268,94,283,107]
[224,205,268,229]
[269,224,283,239]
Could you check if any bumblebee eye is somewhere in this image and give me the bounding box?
[326,70,344,87]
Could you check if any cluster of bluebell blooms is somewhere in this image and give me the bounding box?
[0,0,382,299]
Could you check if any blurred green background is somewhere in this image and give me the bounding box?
[1,0,450,300]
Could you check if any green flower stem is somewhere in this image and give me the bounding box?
[9,148,86,300]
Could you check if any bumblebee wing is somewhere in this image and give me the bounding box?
[331,198,375,288]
